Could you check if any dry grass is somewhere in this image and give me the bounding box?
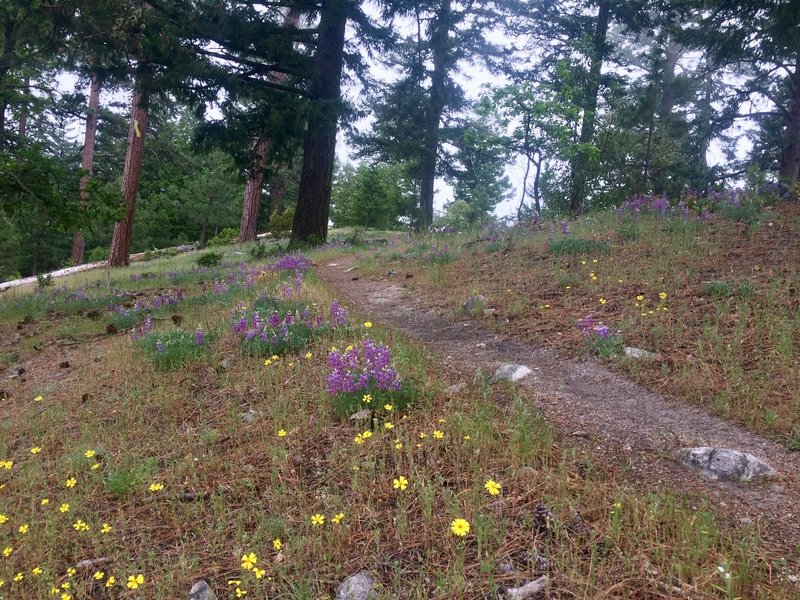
[0,250,796,598]
[362,202,800,445]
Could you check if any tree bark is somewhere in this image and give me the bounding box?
[108,88,148,267]
[290,0,348,245]
[71,73,102,265]
[0,18,17,149]
[568,0,609,214]
[419,0,452,230]
[779,56,800,183]
[239,136,269,242]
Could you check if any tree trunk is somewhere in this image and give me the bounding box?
[239,136,269,242]
[269,172,287,218]
[533,153,542,216]
[779,56,800,183]
[568,0,609,214]
[71,73,102,265]
[17,76,28,141]
[419,0,452,230]
[0,18,16,149]
[290,0,348,246]
[108,88,148,267]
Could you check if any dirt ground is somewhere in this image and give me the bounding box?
[317,255,800,555]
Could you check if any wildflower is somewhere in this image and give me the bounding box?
[450,518,470,537]
[590,273,597,281]
[91,463,100,470]
[384,422,394,429]
[13,573,23,582]
[305,352,313,359]
[311,513,325,526]
[599,297,607,305]
[59,503,69,513]
[393,476,409,491]
[363,322,373,328]
[105,576,116,588]
[332,512,345,524]
[227,580,241,586]
[65,477,77,488]
[361,430,373,440]
[0,514,6,524]
[66,568,76,577]
[34,395,43,402]
[362,394,372,404]
[433,430,444,439]
[72,519,89,532]
[253,568,267,579]
[32,567,43,576]
[0,579,3,588]
[84,450,96,458]
[394,441,403,450]
[618,279,624,283]
[352,465,360,471]
[236,588,247,598]
[484,480,502,496]
[18,524,29,534]
[659,291,668,300]
[1,460,13,469]
[241,552,258,570]
[149,482,164,492]
[438,418,446,424]
[463,435,471,440]
[384,403,393,411]
[41,498,49,505]
[126,574,144,589]
[2,546,11,557]
[277,430,287,437]
[272,538,282,550]
[100,523,112,534]
[636,294,645,301]
[31,446,42,454]
[354,433,365,445]
[93,571,104,580]
[61,594,72,600]
[419,432,427,439]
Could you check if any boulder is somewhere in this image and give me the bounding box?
[188,581,217,600]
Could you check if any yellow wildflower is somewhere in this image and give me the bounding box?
[41,498,49,506]
[484,479,502,496]
[659,291,668,300]
[105,576,116,588]
[32,567,43,576]
[2,546,12,557]
[384,422,394,429]
[18,524,29,534]
[0,514,7,524]
[148,482,164,492]
[65,477,77,488]
[126,574,144,589]
[272,538,282,551]
[93,571,104,581]
[393,476,408,491]
[332,512,345,524]
[31,446,42,454]
[59,503,69,513]
[394,441,403,450]
[34,395,42,402]
[236,588,247,598]
[433,430,444,439]
[13,573,23,582]
[84,450,96,458]
[363,321,373,328]
[384,403,393,411]
[362,394,372,404]
[241,552,258,570]
[277,429,287,437]
[253,568,266,579]
[310,513,325,526]
[100,523,112,534]
[450,518,470,537]
[91,463,100,470]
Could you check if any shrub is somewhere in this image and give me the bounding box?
[249,242,283,260]
[87,246,107,262]
[268,206,295,239]
[196,252,223,268]
[138,329,210,370]
[207,227,239,247]
[36,273,54,290]
[578,314,622,358]
[549,238,609,256]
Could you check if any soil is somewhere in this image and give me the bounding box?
[318,255,800,554]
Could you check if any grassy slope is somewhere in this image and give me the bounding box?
[360,202,800,447]
[0,243,795,598]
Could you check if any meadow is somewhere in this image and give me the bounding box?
[0,232,797,598]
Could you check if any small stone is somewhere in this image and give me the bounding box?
[492,364,532,383]
[505,575,548,599]
[483,308,497,317]
[220,358,231,371]
[240,409,260,424]
[571,430,590,438]
[678,447,777,483]
[445,383,466,396]
[463,294,487,314]
[349,408,372,421]
[498,562,515,575]
[624,346,661,360]
[739,517,753,526]
[188,580,217,600]
[335,571,377,600]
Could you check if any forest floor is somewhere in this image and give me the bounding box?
[0,203,799,598]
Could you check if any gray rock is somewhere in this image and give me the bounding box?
[188,581,217,600]
[505,576,548,599]
[623,346,661,360]
[492,364,532,383]
[445,383,466,396]
[678,447,777,482]
[335,571,378,600]
[463,294,487,313]
[240,409,260,424]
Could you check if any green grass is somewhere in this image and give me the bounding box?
[0,245,795,598]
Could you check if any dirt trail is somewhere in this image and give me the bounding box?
[318,256,800,552]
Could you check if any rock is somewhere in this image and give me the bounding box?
[240,409,260,424]
[219,358,231,371]
[505,576,548,599]
[624,346,661,360]
[483,308,497,317]
[188,580,217,600]
[678,447,777,482]
[335,571,378,600]
[349,408,372,421]
[445,383,466,396]
[492,364,532,383]
[463,294,487,313]
[498,562,515,575]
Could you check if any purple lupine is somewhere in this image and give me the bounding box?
[270,253,313,272]
[326,338,401,395]
[560,220,571,236]
[594,324,610,339]
[194,328,205,346]
[155,340,165,353]
[330,301,348,328]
